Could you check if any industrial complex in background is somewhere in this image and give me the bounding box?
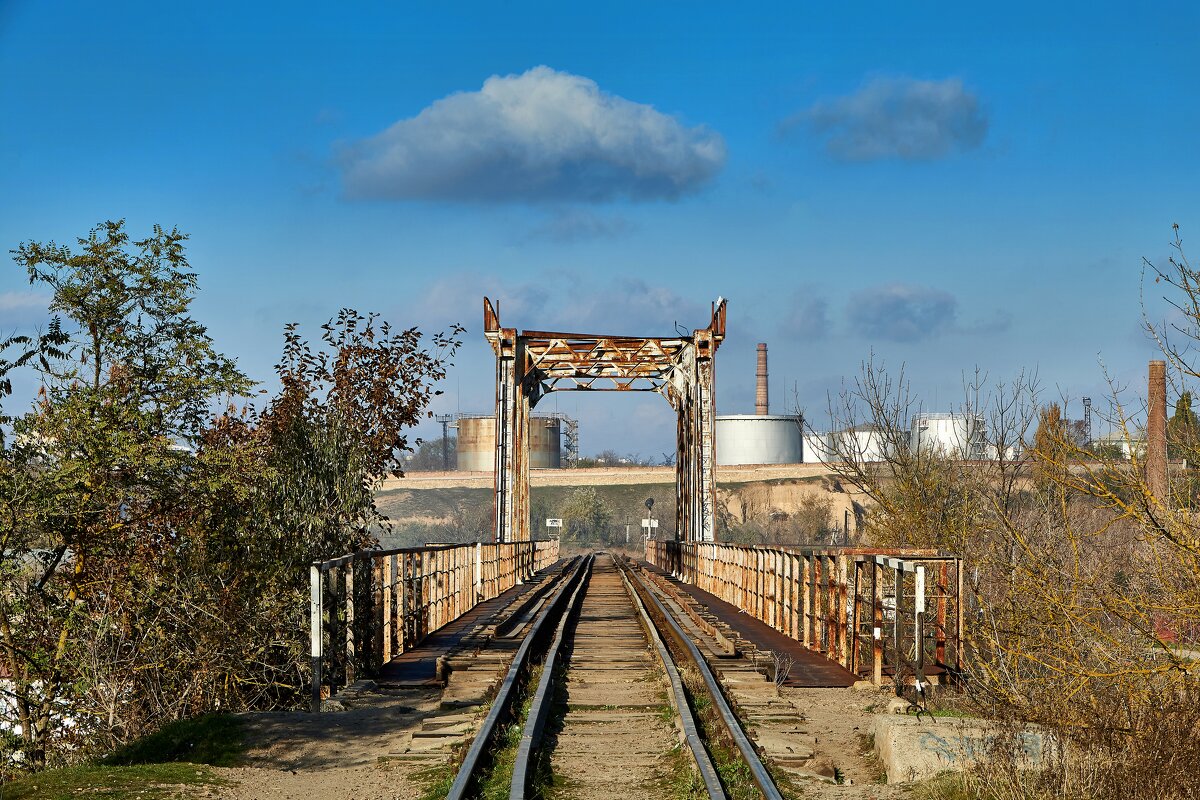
[715,343,995,465]
[420,341,1151,472]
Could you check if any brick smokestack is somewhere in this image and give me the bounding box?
[756,343,769,415]
[1147,359,1168,499]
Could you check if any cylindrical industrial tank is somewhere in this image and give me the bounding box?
[716,414,803,466]
[455,416,494,471]
[454,414,563,470]
[529,416,562,469]
[910,413,987,459]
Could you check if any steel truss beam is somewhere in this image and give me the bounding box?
[484,296,726,544]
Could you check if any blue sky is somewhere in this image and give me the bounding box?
[2,2,1197,456]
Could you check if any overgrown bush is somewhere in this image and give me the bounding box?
[820,229,1200,799]
[0,221,461,773]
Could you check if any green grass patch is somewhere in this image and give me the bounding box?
[477,720,523,800]
[103,713,245,767]
[673,666,802,800]
[0,714,244,800]
[655,743,707,800]
[923,704,978,719]
[0,763,225,800]
[413,762,458,800]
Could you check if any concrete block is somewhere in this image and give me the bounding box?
[872,715,1050,784]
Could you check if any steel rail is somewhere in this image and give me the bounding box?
[622,559,786,800]
[508,555,593,798]
[508,555,724,799]
[445,555,587,800]
[617,559,726,798]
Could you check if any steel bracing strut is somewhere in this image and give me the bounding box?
[484,296,726,544]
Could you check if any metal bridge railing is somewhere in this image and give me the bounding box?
[645,540,963,685]
[309,539,559,710]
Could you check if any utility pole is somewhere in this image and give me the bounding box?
[435,414,454,471]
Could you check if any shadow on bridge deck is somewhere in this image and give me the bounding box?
[640,560,858,688]
[376,566,555,686]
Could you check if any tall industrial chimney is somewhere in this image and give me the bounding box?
[755,343,769,415]
[1147,359,1168,499]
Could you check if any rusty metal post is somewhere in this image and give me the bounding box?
[936,562,948,666]
[373,557,384,672]
[956,559,965,672]
[344,561,356,687]
[1147,359,1168,500]
[696,327,718,542]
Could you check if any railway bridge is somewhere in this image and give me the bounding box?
[306,300,965,797]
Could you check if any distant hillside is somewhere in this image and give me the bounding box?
[375,464,867,548]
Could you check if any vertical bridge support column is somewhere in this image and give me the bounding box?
[486,300,531,543]
[669,312,722,543]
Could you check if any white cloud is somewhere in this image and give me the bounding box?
[340,66,726,203]
[849,284,958,342]
[0,291,48,312]
[523,210,634,243]
[786,76,987,162]
[0,291,50,330]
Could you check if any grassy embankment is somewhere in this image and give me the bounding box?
[1,714,244,800]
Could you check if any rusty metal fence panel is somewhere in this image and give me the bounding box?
[310,539,559,709]
[645,540,963,685]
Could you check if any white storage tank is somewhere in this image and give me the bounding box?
[826,425,891,463]
[716,414,803,466]
[802,431,833,464]
[910,413,987,459]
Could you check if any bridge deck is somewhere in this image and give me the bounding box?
[640,559,858,688]
[376,574,543,686]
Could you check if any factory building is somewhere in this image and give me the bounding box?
[455,414,564,470]
[716,343,804,465]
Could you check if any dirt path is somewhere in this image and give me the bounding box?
[212,689,443,800]
[779,686,907,799]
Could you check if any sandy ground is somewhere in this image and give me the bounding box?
[211,690,443,800]
[781,686,908,799]
[208,683,911,800]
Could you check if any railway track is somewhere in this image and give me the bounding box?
[445,551,785,800]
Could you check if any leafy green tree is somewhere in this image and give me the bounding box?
[0,221,463,770]
[407,434,457,471]
[560,486,613,544]
[1,221,251,766]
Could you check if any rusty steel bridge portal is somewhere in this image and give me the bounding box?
[483,296,726,544]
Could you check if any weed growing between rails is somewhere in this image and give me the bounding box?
[674,665,803,800]
[418,664,558,800]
